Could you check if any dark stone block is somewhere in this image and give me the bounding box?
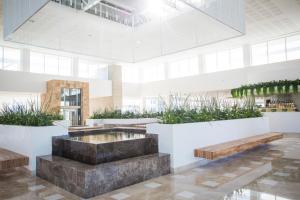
[36,153,170,198]
[52,132,158,165]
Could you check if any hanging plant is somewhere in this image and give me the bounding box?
[250,88,255,96]
[231,79,299,98]
[262,86,268,96]
[284,84,290,94]
[292,83,298,94]
[231,89,237,98]
[269,85,275,95]
[255,86,262,96]
[277,85,283,94]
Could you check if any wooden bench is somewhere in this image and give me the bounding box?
[194,132,283,160]
[0,148,29,170]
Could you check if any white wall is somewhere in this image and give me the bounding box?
[123,59,300,98]
[264,112,300,133]
[0,69,112,98]
[147,117,270,171]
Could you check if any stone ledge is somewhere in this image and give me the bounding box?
[36,153,170,198]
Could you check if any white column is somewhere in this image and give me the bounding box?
[164,62,169,80]
[73,57,79,77]
[243,44,251,67]
[198,54,205,74]
[21,48,30,72]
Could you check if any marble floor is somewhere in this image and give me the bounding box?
[1,134,300,200]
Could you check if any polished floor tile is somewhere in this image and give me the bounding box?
[0,134,300,200]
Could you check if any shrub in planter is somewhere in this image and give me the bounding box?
[0,103,63,126]
[160,97,262,124]
[90,109,162,119]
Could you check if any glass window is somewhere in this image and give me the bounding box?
[217,50,230,71]
[144,97,164,112]
[204,53,217,73]
[58,56,72,76]
[45,54,59,75]
[230,47,243,68]
[268,38,286,63]
[122,65,140,83]
[142,63,165,82]
[0,47,3,69]
[287,34,300,60]
[78,60,90,78]
[78,59,106,79]
[3,47,20,71]
[251,42,267,65]
[30,52,45,73]
[168,57,198,78]
[89,63,100,79]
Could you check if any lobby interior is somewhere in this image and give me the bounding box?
[0,0,300,200]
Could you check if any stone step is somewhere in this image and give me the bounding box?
[0,148,29,170]
[37,153,170,198]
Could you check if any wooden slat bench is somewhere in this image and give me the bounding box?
[194,132,283,160]
[0,148,29,170]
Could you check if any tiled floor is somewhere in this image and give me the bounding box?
[1,134,300,200]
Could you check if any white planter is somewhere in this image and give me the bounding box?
[146,117,270,172]
[86,118,159,127]
[53,120,71,128]
[0,125,67,172]
[264,112,300,133]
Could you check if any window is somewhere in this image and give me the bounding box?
[122,65,140,83]
[122,98,141,112]
[142,63,165,82]
[168,57,198,78]
[45,54,59,75]
[144,97,164,112]
[0,47,3,69]
[58,57,72,76]
[287,34,300,60]
[251,42,267,65]
[30,52,45,73]
[3,47,20,71]
[217,50,230,71]
[204,53,217,73]
[268,38,286,63]
[230,47,243,68]
[78,59,107,79]
[30,51,73,76]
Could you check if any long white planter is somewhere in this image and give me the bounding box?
[0,125,67,172]
[146,117,270,172]
[264,112,300,133]
[86,118,159,127]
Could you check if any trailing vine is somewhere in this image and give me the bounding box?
[231,79,300,98]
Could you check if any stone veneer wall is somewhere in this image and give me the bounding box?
[42,80,89,125]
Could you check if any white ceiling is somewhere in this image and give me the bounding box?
[6,0,244,63]
[3,0,300,64]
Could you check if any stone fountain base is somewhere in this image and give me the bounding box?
[37,153,170,198]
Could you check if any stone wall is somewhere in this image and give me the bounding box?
[42,80,89,125]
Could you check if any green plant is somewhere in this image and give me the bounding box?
[0,102,63,126]
[160,96,262,124]
[231,79,300,98]
[90,109,162,119]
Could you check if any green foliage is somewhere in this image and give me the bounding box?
[161,97,262,124]
[0,102,63,126]
[91,96,262,125]
[90,109,162,119]
[231,79,300,98]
